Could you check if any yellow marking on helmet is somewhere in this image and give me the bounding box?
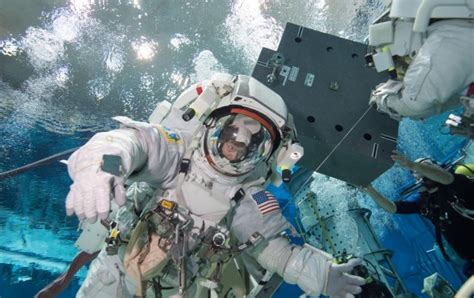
[158,127,182,144]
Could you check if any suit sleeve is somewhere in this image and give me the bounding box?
[230,187,332,296]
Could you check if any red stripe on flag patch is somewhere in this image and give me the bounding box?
[252,190,280,215]
[196,85,203,95]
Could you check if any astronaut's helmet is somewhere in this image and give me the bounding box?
[204,110,277,176]
[202,75,288,177]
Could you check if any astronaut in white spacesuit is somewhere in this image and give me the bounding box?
[65,74,365,297]
[367,0,474,121]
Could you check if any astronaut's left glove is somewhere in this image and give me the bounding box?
[369,80,404,121]
[254,238,365,297]
[325,258,365,298]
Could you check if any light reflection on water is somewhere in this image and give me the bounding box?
[131,36,158,60]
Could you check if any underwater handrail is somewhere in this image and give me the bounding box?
[0,147,79,180]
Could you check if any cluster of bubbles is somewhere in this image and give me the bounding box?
[310,172,397,252]
[1,6,108,133]
[224,0,283,69]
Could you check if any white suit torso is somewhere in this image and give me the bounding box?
[163,153,244,223]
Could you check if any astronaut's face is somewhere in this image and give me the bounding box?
[204,112,275,176]
[221,140,247,162]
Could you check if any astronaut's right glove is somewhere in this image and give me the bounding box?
[325,258,365,298]
[66,143,127,223]
[369,80,404,121]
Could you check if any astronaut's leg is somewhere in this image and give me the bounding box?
[76,249,134,298]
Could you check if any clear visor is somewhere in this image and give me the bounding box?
[204,113,274,176]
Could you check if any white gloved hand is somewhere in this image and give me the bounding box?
[324,258,366,298]
[369,80,404,121]
[66,148,126,223]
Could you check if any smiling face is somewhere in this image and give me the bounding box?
[203,112,276,176]
[221,139,247,162]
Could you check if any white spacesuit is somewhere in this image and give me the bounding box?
[66,74,365,297]
[367,0,474,120]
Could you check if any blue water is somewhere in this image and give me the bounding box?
[0,0,470,297]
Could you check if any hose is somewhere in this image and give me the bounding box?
[0,147,79,180]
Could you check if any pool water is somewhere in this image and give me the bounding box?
[0,0,469,296]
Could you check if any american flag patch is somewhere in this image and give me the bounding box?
[252,191,280,215]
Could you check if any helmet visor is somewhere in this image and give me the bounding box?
[204,113,274,176]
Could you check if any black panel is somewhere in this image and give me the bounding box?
[252,23,398,186]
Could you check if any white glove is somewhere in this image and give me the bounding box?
[255,239,366,297]
[66,147,126,223]
[369,80,404,121]
[325,258,366,298]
